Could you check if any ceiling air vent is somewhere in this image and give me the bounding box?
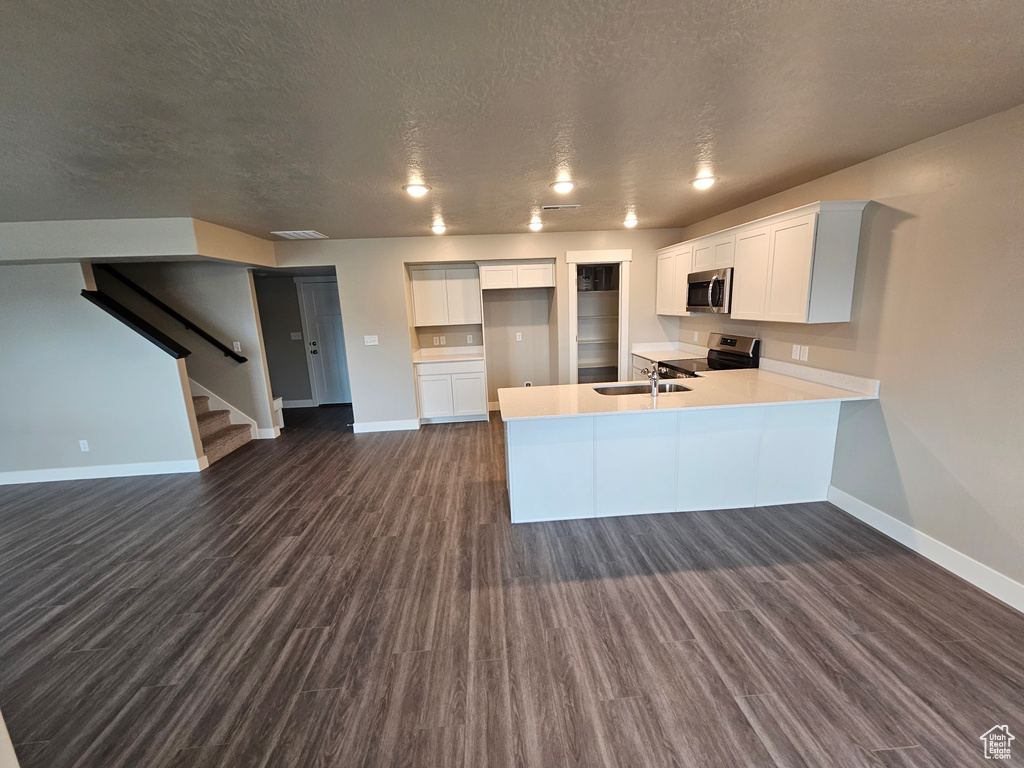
[271,230,329,240]
[540,204,581,211]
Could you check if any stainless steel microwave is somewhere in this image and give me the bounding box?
[686,267,732,314]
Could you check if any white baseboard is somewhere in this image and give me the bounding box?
[352,419,420,434]
[255,426,281,439]
[421,414,490,424]
[0,459,205,486]
[282,399,316,408]
[827,486,1024,613]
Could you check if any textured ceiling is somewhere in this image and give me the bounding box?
[2,0,1024,239]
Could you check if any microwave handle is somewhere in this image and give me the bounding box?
[708,275,720,313]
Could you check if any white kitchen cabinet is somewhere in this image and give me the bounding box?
[479,261,555,289]
[409,265,481,326]
[444,267,482,324]
[656,201,868,324]
[417,373,455,419]
[692,233,735,271]
[764,213,817,323]
[655,244,692,316]
[452,372,488,415]
[730,225,771,320]
[415,360,488,423]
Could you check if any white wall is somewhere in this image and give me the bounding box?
[96,262,277,429]
[0,263,201,479]
[275,229,682,426]
[671,104,1024,586]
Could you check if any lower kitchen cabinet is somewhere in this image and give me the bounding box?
[415,360,488,423]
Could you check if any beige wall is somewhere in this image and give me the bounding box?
[275,229,683,425]
[483,288,557,400]
[0,263,200,474]
[672,104,1024,585]
[0,712,20,768]
[253,275,314,402]
[96,262,277,429]
[414,324,483,351]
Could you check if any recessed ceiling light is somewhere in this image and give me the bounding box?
[529,218,543,231]
[690,176,718,190]
[270,230,329,240]
[404,184,431,197]
[431,223,447,234]
[623,214,638,228]
[550,180,575,194]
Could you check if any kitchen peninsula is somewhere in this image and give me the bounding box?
[498,366,879,523]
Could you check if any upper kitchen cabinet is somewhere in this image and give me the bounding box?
[657,201,869,324]
[655,243,692,316]
[692,232,735,271]
[409,265,482,326]
[732,202,869,323]
[479,260,555,290]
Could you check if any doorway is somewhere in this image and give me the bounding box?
[566,249,632,384]
[295,277,352,405]
[252,268,352,412]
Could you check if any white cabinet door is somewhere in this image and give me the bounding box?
[410,267,448,326]
[452,372,488,415]
[713,234,736,268]
[672,246,692,314]
[765,213,816,323]
[516,263,554,288]
[731,225,771,320]
[479,264,518,289]
[656,252,676,315]
[692,238,715,271]
[418,374,455,418]
[444,267,481,324]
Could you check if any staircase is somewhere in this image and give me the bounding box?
[192,395,253,465]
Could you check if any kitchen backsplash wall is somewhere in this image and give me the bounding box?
[415,324,483,350]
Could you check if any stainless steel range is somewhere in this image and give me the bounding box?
[655,333,761,379]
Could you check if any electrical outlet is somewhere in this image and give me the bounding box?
[693,331,699,342]
[516,332,523,342]
[79,440,89,452]
[792,344,801,360]
[290,332,303,341]
[433,336,439,346]
[440,335,446,346]
[800,345,809,362]
[232,341,242,353]
[363,335,378,346]
[466,334,473,344]
[524,381,533,387]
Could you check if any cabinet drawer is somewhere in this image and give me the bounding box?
[415,360,486,376]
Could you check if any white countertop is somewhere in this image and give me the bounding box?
[630,342,708,363]
[498,368,877,421]
[412,349,485,364]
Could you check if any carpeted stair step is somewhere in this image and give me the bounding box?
[196,408,232,441]
[192,395,210,415]
[203,423,253,465]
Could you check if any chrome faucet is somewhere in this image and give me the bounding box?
[641,366,660,397]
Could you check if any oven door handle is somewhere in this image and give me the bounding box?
[708,275,720,313]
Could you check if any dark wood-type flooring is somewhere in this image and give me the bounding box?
[1,406,1022,767]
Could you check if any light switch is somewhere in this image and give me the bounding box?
[792,344,800,360]
[364,335,379,346]
[516,332,523,342]
[290,332,303,341]
[693,331,699,342]
[800,345,809,361]
[79,440,89,452]
[232,341,242,353]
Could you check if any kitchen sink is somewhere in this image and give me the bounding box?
[593,382,692,396]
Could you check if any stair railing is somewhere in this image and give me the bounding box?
[94,263,248,363]
[80,290,192,359]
